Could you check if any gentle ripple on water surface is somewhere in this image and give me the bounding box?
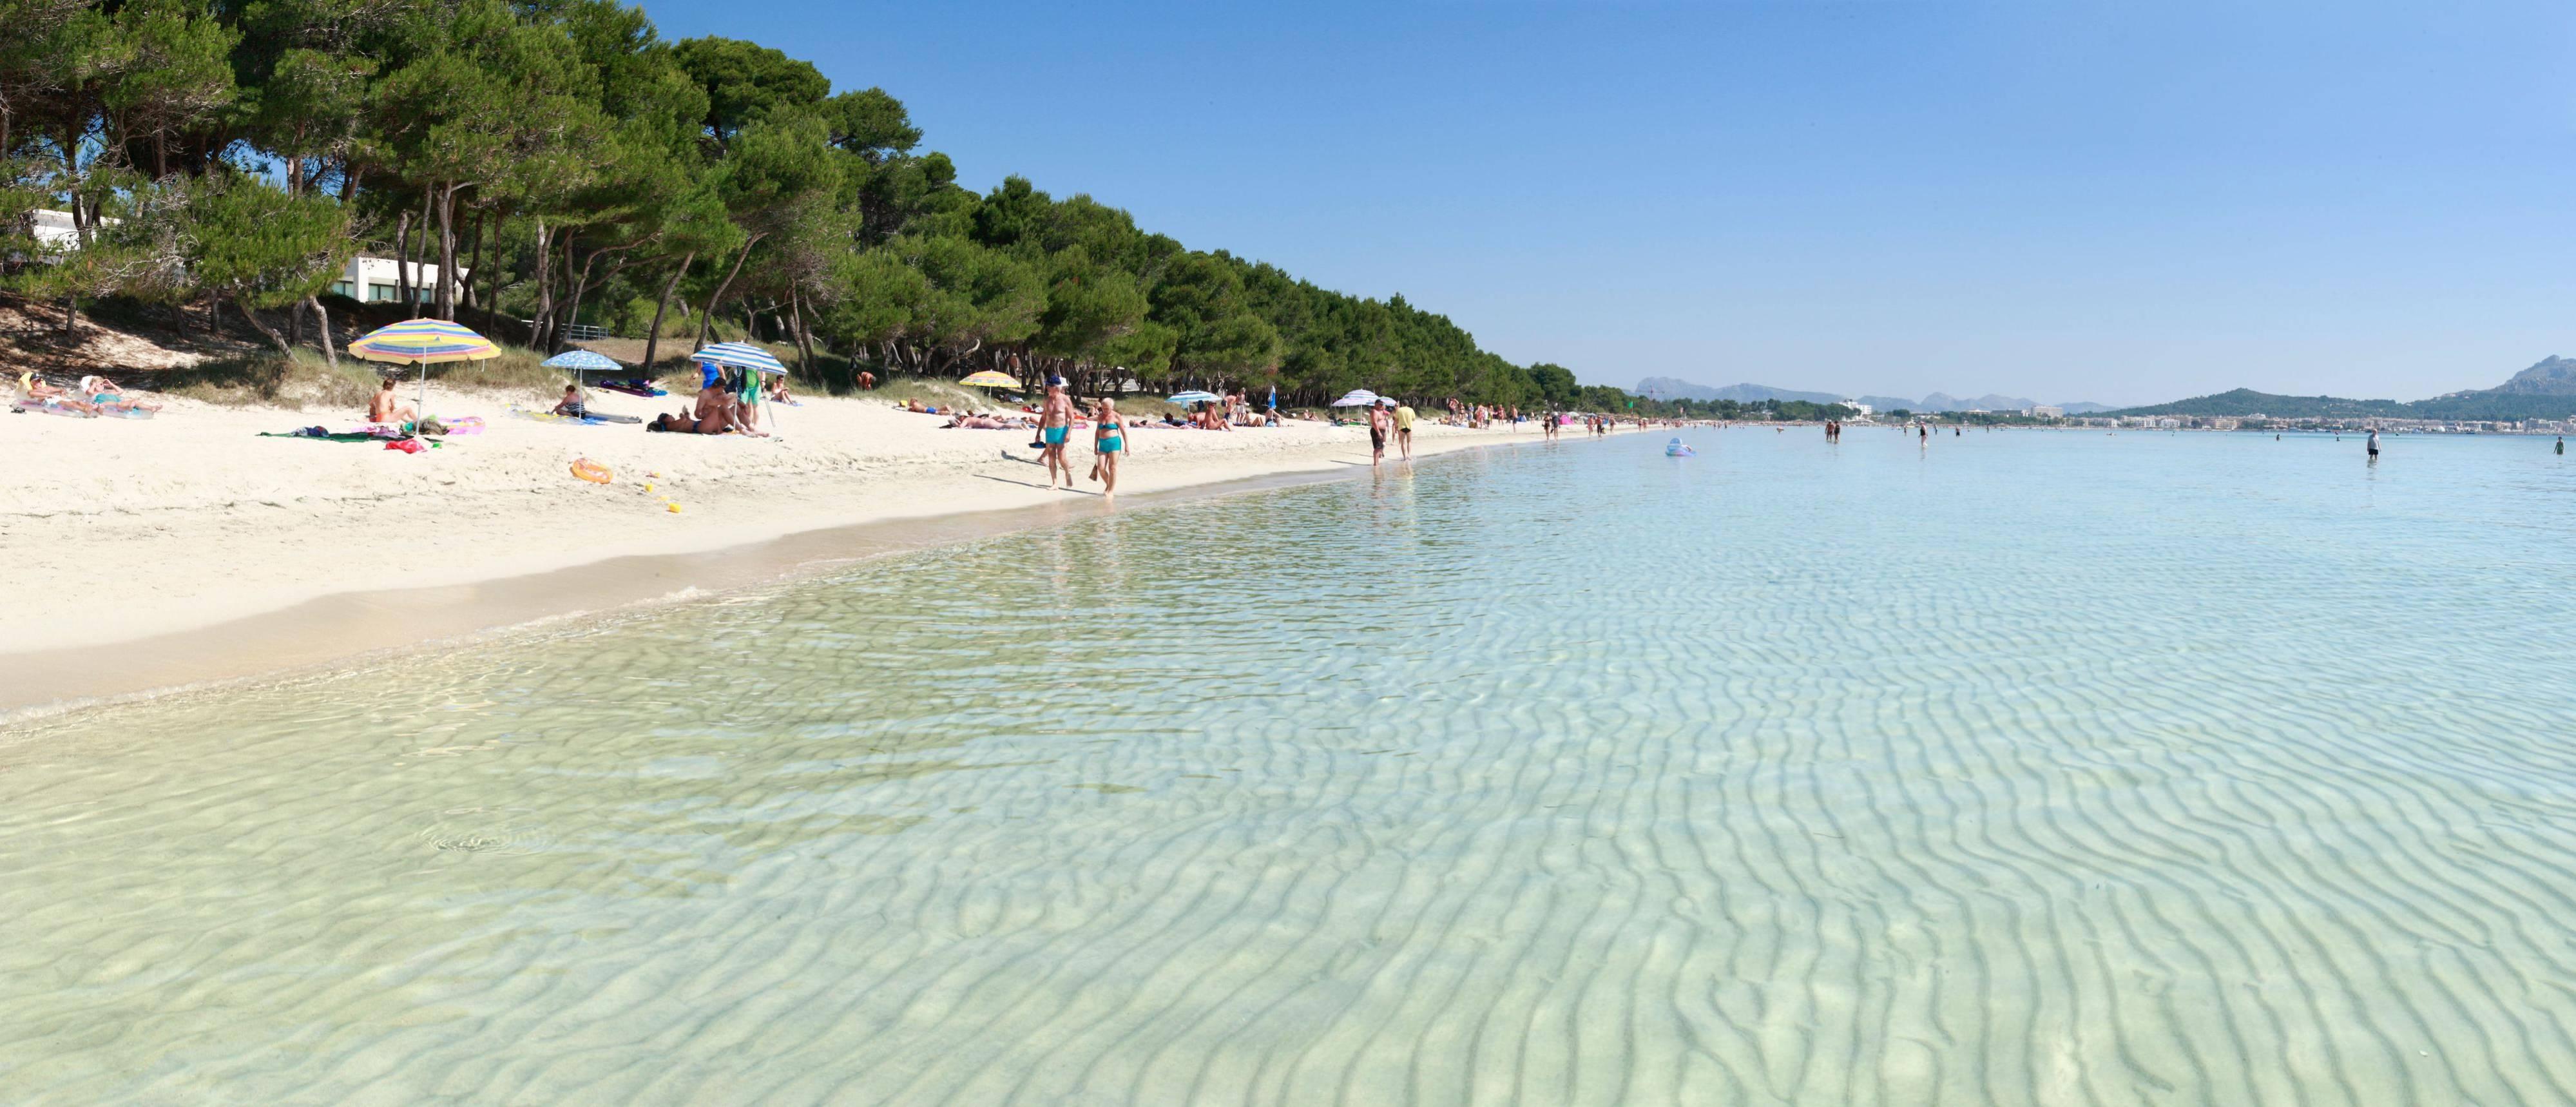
[4,429,2575,1105]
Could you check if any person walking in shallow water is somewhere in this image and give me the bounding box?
[2367,428,2381,461]
[2558,436,2566,456]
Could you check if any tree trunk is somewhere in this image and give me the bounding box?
[463,209,485,310]
[61,294,76,336]
[790,285,816,374]
[530,218,552,351]
[641,249,693,376]
[290,298,305,347]
[556,242,601,355]
[237,298,291,354]
[434,182,457,320]
[392,209,414,309]
[691,233,764,353]
[309,294,337,368]
[411,184,432,313]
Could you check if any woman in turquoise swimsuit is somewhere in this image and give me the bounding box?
[1090,398,1126,499]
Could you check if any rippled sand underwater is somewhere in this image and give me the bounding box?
[5,429,2575,1105]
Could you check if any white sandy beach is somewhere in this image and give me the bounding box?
[2,385,1563,684]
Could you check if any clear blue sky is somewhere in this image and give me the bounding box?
[640,0,2576,405]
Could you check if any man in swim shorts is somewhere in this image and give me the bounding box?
[1392,399,1416,460]
[1368,399,1391,467]
[1037,376,1075,488]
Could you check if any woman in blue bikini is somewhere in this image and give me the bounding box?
[1090,398,1126,499]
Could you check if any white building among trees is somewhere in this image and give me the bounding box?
[24,212,463,306]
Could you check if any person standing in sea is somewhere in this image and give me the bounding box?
[1037,376,1075,489]
[2367,428,2381,461]
[2555,436,2564,455]
[1368,399,1391,466]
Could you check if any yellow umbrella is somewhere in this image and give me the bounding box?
[957,370,1018,389]
[347,318,500,430]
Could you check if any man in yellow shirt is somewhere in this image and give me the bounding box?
[1392,401,1416,460]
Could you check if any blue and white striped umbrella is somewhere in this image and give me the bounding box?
[542,349,624,372]
[1166,390,1220,405]
[691,342,788,376]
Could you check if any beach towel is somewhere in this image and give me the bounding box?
[597,380,668,398]
[261,427,443,446]
[510,407,642,426]
[14,398,98,418]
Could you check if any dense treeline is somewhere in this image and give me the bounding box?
[0,0,1631,409]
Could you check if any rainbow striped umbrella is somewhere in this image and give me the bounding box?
[349,318,500,428]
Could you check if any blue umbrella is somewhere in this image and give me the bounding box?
[1167,390,1220,405]
[543,349,623,372]
[693,342,787,376]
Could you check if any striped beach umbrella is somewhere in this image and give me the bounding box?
[1166,390,1220,405]
[692,342,787,376]
[348,318,499,428]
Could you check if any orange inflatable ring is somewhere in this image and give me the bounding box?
[570,458,612,485]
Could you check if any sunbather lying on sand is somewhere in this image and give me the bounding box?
[75,376,160,414]
[369,379,415,425]
[943,413,1031,429]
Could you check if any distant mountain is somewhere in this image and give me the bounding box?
[2059,401,2115,415]
[1634,378,1844,405]
[1917,392,2041,412]
[2106,357,2576,420]
[2465,355,2576,396]
[1637,377,2099,414]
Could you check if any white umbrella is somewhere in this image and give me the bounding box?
[1330,389,1380,408]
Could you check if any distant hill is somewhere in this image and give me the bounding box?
[2451,354,2576,397]
[1917,391,2040,413]
[1635,378,1844,405]
[2104,389,2412,419]
[1639,376,2102,413]
[2106,358,2576,420]
[2059,401,2115,415]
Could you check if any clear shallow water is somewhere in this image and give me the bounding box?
[5,428,2575,1105]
